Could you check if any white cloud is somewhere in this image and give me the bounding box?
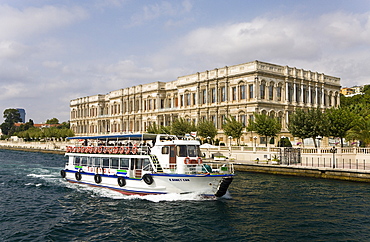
[42,61,62,69]
[0,4,88,40]
[319,11,370,48]
[0,41,30,60]
[0,83,25,101]
[129,0,193,26]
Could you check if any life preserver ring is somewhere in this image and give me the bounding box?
[113,147,119,154]
[125,146,130,155]
[142,174,154,185]
[66,146,71,152]
[118,177,126,187]
[131,145,138,155]
[197,157,203,164]
[60,170,66,178]
[98,147,103,154]
[106,147,112,154]
[75,172,82,181]
[119,147,125,154]
[184,157,191,164]
[93,147,99,154]
[73,147,78,153]
[94,174,102,184]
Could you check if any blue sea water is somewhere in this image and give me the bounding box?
[1,149,370,241]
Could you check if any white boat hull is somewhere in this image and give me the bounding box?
[63,170,233,196]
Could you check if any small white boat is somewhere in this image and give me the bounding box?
[61,134,234,197]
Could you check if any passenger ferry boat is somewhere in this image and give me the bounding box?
[61,134,234,197]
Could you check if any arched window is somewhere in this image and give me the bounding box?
[269,82,274,100]
[260,81,266,99]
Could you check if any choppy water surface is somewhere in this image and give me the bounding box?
[1,149,370,241]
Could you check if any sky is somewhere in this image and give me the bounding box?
[1,0,370,123]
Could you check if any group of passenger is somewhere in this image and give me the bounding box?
[77,139,154,155]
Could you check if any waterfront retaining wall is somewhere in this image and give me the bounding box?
[233,163,370,182]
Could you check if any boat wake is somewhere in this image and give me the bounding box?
[62,181,218,202]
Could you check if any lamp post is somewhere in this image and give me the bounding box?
[253,136,257,148]
[228,136,233,159]
[207,136,211,158]
[317,135,322,148]
[281,136,285,147]
[330,146,337,168]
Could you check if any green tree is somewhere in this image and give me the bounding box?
[1,109,22,136]
[171,118,196,136]
[46,118,59,124]
[326,107,356,147]
[346,116,370,147]
[146,123,171,134]
[288,108,328,148]
[197,120,218,143]
[223,116,244,145]
[247,113,281,147]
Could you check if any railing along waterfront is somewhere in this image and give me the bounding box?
[200,146,370,171]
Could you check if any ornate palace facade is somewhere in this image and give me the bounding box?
[70,60,341,145]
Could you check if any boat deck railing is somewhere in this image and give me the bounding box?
[203,162,235,174]
[66,145,151,155]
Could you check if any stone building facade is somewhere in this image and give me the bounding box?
[70,60,341,145]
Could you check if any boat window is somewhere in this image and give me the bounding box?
[134,158,143,169]
[177,145,201,157]
[178,145,187,157]
[162,146,169,154]
[80,157,88,166]
[92,157,100,167]
[73,157,80,166]
[111,158,119,169]
[102,158,109,168]
[87,157,92,166]
[119,158,129,169]
[142,158,151,171]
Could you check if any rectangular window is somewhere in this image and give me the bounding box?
[296,85,300,102]
[162,146,169,154]
[92,157,100,167]
[211,88,216,103]
[142,158,151,171]
[192,93,196,105]
[81,157,88,166]
[249,84,254,98]
[202,89,206,104]
[187,93,191,106]
[232,87,237,101]
[111,158,119,169]
[73,156,80,166]
[221,86,226,102]
[119,158,129,169]
[221,115,226,125]
[180,95,184,106]
[240,85,246,99]
[240,115,246,126]
[102,158,109,168]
